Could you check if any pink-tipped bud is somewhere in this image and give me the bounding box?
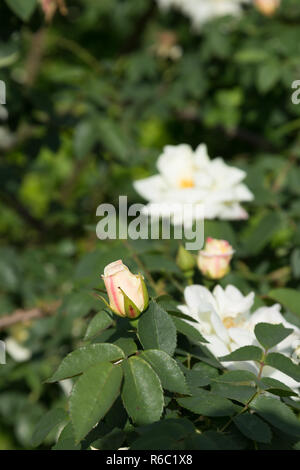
[197,238,234,280]
[102,260,149,319]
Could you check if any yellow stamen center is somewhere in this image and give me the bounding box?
[223,316,236,329]
[179,178,195,189]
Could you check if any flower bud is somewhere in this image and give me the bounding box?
[197,238,234,280]
[254,0,280,16]
[102,260,149,319]
[176,245,196,273]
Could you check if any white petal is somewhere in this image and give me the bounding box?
[219,203,249,220]
[133,175,167,202]
[234,184,254,202]
[228,327,255,347]
[157,144,194,187]
[205,334,230,358]
[194,143,211,168]
[184,285,216,316]
[210,311,229,343]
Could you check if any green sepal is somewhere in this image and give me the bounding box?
[94,293,124,317]
[138,273,149,310]
[118,287,142,319]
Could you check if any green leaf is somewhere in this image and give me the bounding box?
[70,362,123,442]
[259,377,298,397]
[31,408,67,447]
[113,338,138,357]
[84,311,113,340]
[5,0,37,21]
[241,212,281,256]
[179,365,211,392]
[52,423,81,450]
[283,397,300,411]
[213,370,257,384]
[98,118,130,161]
[137,301,177,356]
[268,288,300,318]
[90,428,126,450]
[48,344,124,382]
[254,322,294,350]
[233,414,272,444]
[177,389,236,417]
[251,396,300,438]
[0,41,19,68]
[141,350,189,394]
[171,317,208,343]
[212,382,256,405]
[257,60,281,94]
[265,352,300,382]
[130,418,195,450]
[121,356,164,426]
[73,119,98,159]
[189,431,246,450]
[219,346,263,362]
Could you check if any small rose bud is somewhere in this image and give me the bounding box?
[254,0,280,16]
[197,238,234,280]
[102,260,149,319]
[176,245,196,273]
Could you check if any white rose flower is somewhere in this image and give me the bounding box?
[178,284,300,390]
[156,0,251,30]
[133,144,253,225]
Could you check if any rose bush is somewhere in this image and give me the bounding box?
[0,0,300,452]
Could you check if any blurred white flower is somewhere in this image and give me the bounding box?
[178,285,300,390]
[6,338,32,362]
[133,144,253,224]
[156,0,250,29]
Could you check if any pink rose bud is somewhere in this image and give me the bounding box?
[102,260,149,319]
[254,0,280,16]
[197,238,234,280]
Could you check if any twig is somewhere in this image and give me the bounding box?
[220,390,260,433]
[24,28,47,87]
[57,37,102,74]
[0,301,60,331]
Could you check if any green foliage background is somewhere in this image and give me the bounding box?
[1,0,300,450]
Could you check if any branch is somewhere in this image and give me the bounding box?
[24,27,47,87]
[0,301,60,331]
